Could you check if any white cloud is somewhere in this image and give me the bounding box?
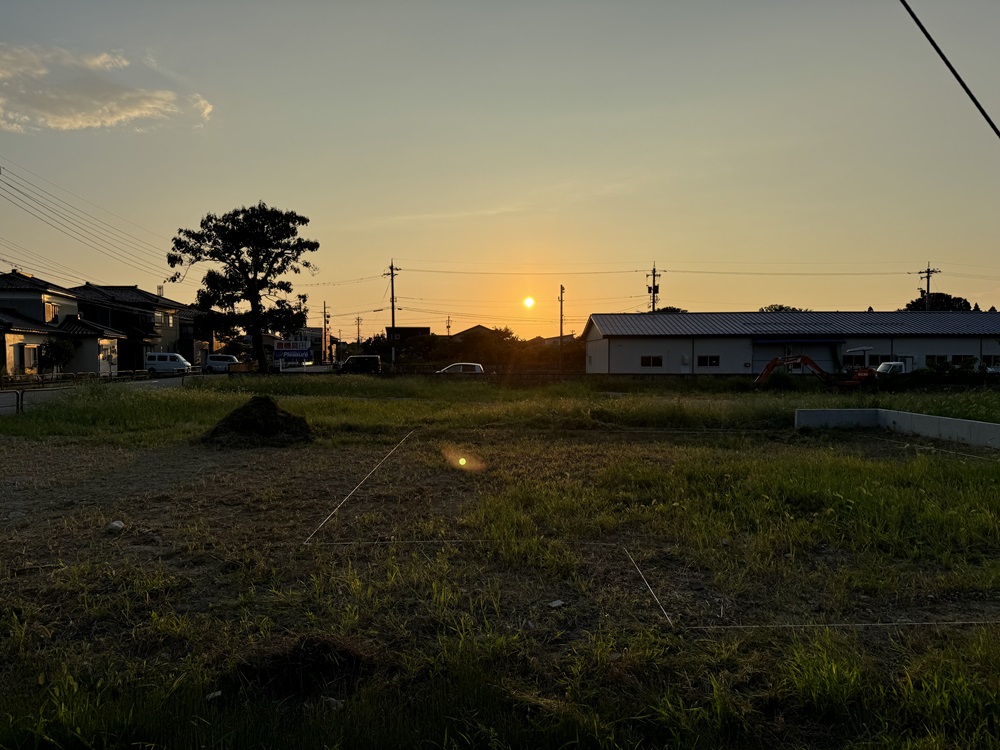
[81,52,130,71]
[189,93,213,121]
[0,43,211,132]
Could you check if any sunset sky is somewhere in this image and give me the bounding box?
[2,1,1000,341]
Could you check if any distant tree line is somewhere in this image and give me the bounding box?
[352,326,586,371]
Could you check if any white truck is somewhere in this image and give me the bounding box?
[875,361,912,376]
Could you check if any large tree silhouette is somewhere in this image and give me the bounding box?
[168,202,319,371]
[902,291,972,312]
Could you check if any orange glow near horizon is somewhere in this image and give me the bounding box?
[523,297,535,308]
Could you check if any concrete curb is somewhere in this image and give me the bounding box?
[795,409,1000,449]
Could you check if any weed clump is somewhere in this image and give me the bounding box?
[201,395,313,447]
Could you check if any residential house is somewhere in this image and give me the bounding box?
[70,283,205,372]
[0,270,125,375]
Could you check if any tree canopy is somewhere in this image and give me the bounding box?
[759,304,810,312]
[902,291,973,312]
[167,202,319,371]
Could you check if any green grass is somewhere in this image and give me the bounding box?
[2,377,1000,748]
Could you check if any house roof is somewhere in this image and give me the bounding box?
[71,283,190,310]
[451,324,492,339]
[58,316,128,338]
[0,307,59,335]
[584,311,1000,339]
[0,270,78,298]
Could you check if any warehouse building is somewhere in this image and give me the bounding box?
[582,311,1000,376]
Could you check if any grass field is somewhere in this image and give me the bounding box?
[2,376,999,749]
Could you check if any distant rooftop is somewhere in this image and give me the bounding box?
[585,311,1000,339]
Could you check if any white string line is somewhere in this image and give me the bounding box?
[686,619,1000,631]
[303,429,416,545]
[623,546,673,626]
[867,435,999,462]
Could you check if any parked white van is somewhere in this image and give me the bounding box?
[145,352,193,376]
[203,354,240,373]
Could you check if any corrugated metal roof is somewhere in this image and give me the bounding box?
[585,312,1000,339]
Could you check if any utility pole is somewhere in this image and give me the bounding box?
[355,316,362,353]
[385,260,399,367]
[559,285,565,372]
[446,316,452,337]
[322,301,329,365]
[911,262,941,310]
[646,264,660,311]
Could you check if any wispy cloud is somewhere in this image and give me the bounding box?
[351,176,648,230]
[0,44,213,133]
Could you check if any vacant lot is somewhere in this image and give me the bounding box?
[2,378,999,749]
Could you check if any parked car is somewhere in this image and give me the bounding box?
[436,362,485,375]
[338,355,381,375]
[203,354,240,373]
[145,352,194,376]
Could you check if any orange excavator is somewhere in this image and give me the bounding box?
[754,355,878,389]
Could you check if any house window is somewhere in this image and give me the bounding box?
[843,354,866,368]
[951,354,974,366]
[926,355,948,367]
[697,355,720,367]
[154,311,164,327]
[44,303,60,324]
[983,355,1000,367]
[640,355,663,368]
[871,354,893,365]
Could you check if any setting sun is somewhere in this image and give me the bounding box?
[523,297,535,308]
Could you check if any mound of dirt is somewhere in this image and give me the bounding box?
[202,395,313,447]
[231,635,371,700]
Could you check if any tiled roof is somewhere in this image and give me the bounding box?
[585,312,1000,339]
[0,271,77,297]
[71,283,189,309]
[0,308,58,334]
[58,316,128,338]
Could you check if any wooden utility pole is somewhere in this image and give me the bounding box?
[386,260,398,365]
[559,284,565,372]
[646,264,660,311]
[912,262,941,310]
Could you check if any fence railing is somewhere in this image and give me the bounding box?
[0,370,154,413]
[0,369,150,390]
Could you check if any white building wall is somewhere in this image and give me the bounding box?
[587,330,1000,376]
[692,337,754,375]
[605,338,749,375]
[585,334,610,374]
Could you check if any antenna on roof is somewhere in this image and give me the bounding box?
[157,284,164,297]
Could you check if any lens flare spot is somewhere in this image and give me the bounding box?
[442,444,483,471]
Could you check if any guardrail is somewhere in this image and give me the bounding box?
[0,369,154,414]
[0,389,21,413]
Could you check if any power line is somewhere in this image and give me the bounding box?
[298,274,385,287]
[407,267,640,277]
[0,174,172,280]
[898,0,1000,143]
[0,153,170,241]
[1,168,169,261]
[0,235,108,285]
